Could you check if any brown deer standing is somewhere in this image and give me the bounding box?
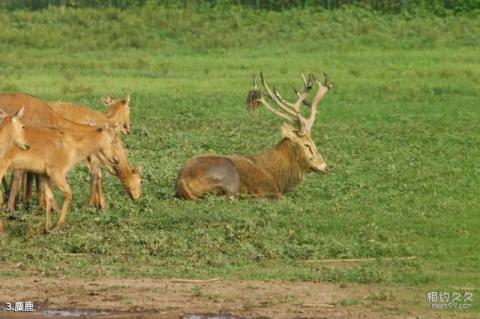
[0,93,140,211]
[0,108,29,196]
[0,124,120,233]
[41,96,139,209]
[0,107,29,201]
[0,107,29,156]
[176,72,332,199]
[0,107,29,233]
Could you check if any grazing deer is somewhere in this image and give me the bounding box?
[0,124,120,233]
[42,96,139,209]
[176,73,333,199]
[0,93,140,211]
[0,107,30,233]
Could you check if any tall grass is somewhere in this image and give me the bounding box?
[0,6,479,53]
[1,0,480,15]
[0,5,478,304]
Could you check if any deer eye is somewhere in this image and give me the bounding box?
[304,144,314,155]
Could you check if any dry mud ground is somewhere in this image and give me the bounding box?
[0,276,476,319]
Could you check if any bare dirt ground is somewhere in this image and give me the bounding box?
[0,276,476,319]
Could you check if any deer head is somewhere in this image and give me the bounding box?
[125,166,142,200]
[111,137,143,201]
[102,94,131,134]
[95,123,123,166]
[0,106,30,151]
[247,72,333,173]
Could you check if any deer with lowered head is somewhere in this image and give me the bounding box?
[176,72,333,199]
[28,95,139,209]
[0,93,141,211]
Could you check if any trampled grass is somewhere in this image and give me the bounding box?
[0,6,479,307]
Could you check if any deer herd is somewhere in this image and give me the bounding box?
[0,72,332,235]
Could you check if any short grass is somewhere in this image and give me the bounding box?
[0,6,479,311]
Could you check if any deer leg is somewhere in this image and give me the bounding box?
[0,156,15,205]
[34,174,59,213]
[43,179,55,233]
[96,169,106,209]
[0,176,6,234]
[50,173,72,230]
[0,160,14,215]
[88,164,100,208]
[2,176,9,196]
[23,172,34,209]
[6,170,23,213]
[88,156,105,209]
[35,175,46,210]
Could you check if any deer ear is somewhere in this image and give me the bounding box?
[102,95,114,107]
[132,166,142,174]
[14,106,25,119]
[280,123,299,140]
[0,109,6,121]
[122,94,131,106]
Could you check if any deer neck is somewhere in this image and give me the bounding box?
[115,145,133,179]
[67,130,105,161]
[252,138,309,192]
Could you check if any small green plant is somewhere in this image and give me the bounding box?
[338,298,361,307]
[191,285,203,297]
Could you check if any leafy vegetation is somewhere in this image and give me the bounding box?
[0,6,478,309]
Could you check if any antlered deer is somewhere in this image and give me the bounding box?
[0,93,140,211]
[0,124,121,233]
[176,72,333,199]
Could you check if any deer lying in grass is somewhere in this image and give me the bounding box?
[0,93,140,211]
[176,73,332,199]
[0,124,120,233]
[0,107,30,233]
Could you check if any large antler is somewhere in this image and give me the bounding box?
[303,73,333,132]
[247,72,332,135]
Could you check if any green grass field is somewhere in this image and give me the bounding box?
[0,5,479,312]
